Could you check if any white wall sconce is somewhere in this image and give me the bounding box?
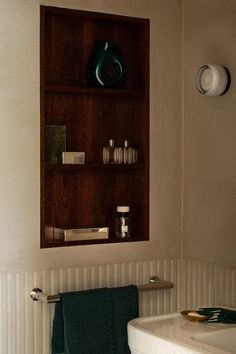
[196,64,230,96]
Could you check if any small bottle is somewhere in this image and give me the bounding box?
[114,147,123,164]
[103,139,115,164]
[116,206,130,238]
[132,147,138,164]
[123,140,131,164]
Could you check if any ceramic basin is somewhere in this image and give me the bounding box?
[128,312,236,354]
[192,327,236,354]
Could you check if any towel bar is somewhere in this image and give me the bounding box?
[30,276,174,303]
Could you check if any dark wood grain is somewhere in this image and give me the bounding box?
[40,5,149,248]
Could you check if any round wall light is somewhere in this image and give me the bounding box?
[196,64,230,96]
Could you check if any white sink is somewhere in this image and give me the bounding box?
[192,327,236,354]
[128,312,236,354]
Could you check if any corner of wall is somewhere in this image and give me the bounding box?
[180,0,185,260]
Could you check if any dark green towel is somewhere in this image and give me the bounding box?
[51,285,139,354]
[197,307,236,323]
[111,285,139,354]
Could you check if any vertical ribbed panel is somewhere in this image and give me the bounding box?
[182,258,236,310]
[0,258,181,354]
[0,258,235,354]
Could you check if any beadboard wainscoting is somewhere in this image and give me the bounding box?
[0,257,235,354]
[182,258,236,310]
[0,258,181,354]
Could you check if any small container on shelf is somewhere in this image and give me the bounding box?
[123,140,130,164]
[116,206,130,238]
[132,146,138,164]
[62,152,85,164]
[64,227,109,241]
[103,139,115,164]
[115,147,123,164]
[123,140,138,164]
[103,139,138,165]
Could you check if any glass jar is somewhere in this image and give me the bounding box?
[116,206,130,238]
[103,139,115,164]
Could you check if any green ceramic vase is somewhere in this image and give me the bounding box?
[87,41,126,88]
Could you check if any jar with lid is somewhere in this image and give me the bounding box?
[116,206,130,238]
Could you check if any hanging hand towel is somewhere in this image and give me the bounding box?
[111,285,139,354]
[52,288,115,354]
[51,285,138,354]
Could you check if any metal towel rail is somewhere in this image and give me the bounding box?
[30,276,174,303]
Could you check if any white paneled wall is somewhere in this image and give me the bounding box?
[182,258,236,310]
[0,258,181,354]
[0,257,235,354]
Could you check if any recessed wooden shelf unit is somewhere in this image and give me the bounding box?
[40,5,150,248]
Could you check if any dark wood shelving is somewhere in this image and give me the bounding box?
[45,163,145,171]
[43,236,145,248]
[45,84,145,97]
[40,5,150,248]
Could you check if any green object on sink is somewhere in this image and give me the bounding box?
[87,41,126,88]
[197,307,236,323]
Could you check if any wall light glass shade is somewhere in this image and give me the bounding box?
[196,64,230,96]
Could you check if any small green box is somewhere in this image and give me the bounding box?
[45,125,66,163]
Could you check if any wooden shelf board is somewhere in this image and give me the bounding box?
[42,237,146,248]
[45,163,145,171]
[45,84,144,97]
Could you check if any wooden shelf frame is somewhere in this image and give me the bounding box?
[40,5,150,248]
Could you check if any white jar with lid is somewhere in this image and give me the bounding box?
[116,206,130,238]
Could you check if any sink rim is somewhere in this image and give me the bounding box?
[192,327,236,354]
[128,312,236,354]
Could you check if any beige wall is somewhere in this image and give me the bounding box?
[0,0,182,272]
[183,0,236,266]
